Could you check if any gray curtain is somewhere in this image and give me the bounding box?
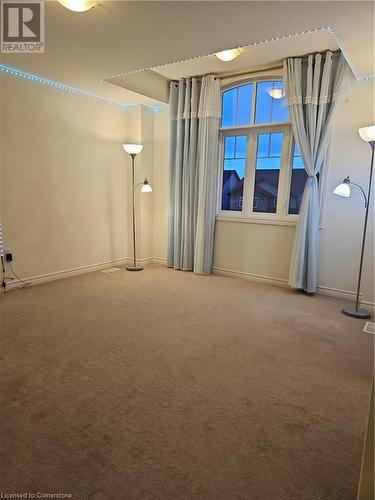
[167,75,221,274]
[283,52,347,293]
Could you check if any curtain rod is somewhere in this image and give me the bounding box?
[171,62,283,83]
[218,62,283,80]
[285,49,341,61]
[171,49,341,83]
[220,50,341,80]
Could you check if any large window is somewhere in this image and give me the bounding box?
[219,78,305,220]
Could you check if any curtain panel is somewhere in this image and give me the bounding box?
[283,51,348,293]
[167,75,221,275]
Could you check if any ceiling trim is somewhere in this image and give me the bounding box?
[0,63,168,112]
[102,25,374,84]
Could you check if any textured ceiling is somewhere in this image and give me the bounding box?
[1,1,373,106]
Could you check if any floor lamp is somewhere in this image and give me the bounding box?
[333,125,374,319]
[122,144,152,272]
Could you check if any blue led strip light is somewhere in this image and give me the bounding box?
[101,26,330,81]
[357,74,375,82]
[0,224,3,257]
[0,63,168,112]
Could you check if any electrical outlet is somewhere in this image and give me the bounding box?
[5,250,13,262]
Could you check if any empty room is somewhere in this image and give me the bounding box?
[0,1,374,499]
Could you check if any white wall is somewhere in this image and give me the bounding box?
[153,78,375,304]
[1,73,373,305]
[213,221,295,282]
[318,79,374,303]
[139,107,155,261]
[0,75,157,282]
[0,75,131,280]
[153,111,169,261]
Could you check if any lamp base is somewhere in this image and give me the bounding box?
[126,266,143,272]
[342,306,371,319]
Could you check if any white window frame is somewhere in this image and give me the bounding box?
[217,76,301,225]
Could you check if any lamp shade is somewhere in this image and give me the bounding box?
[123,144,143,155]
[141,179,152,193]
[358,126,375,143]
[57,0,95,12]
[333,182,351,198]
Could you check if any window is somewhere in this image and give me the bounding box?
[219,78,306,220]
[221,135,246,211]
[253,132,283,214]
[255,81,288,124]
[222,84,253,127]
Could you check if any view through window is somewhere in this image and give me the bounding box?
[288,144,308,214]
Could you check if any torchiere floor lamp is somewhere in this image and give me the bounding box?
[333,125,374,318]
[122,144,152,272]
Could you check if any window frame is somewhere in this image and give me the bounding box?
[217,76,300,224]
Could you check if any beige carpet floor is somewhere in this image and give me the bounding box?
[0,265,373,499]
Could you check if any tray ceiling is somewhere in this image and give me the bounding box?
[1,1,373,106]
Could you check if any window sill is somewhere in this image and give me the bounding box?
[215,215,297,227]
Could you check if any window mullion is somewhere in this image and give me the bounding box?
[241,132,251,216]
[235,88,239,127]
[277,127,292,219]
[285,128,294,217]
[217,133,225,213]
[245,130,257,216]
[250,80,256,125]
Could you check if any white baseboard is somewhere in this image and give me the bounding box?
[3,255,163,291]
[3,255,160,291]
[4,257,374,309]
[316,285,375,309]
[3,257,130,290]
[212,266,374,308]
[212,266,289,287]
[152,257,167,265]
[128,256,155,266]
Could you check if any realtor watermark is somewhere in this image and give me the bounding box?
[0,494,72,499]
[1,0,44,53]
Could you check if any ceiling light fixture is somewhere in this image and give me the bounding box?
[214,48,241,62]
[267,87,285,99]
[57,0,95,12]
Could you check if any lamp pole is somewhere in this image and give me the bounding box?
[343,140,374,318]
[127,153,143,272]
[122,144,151,272]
